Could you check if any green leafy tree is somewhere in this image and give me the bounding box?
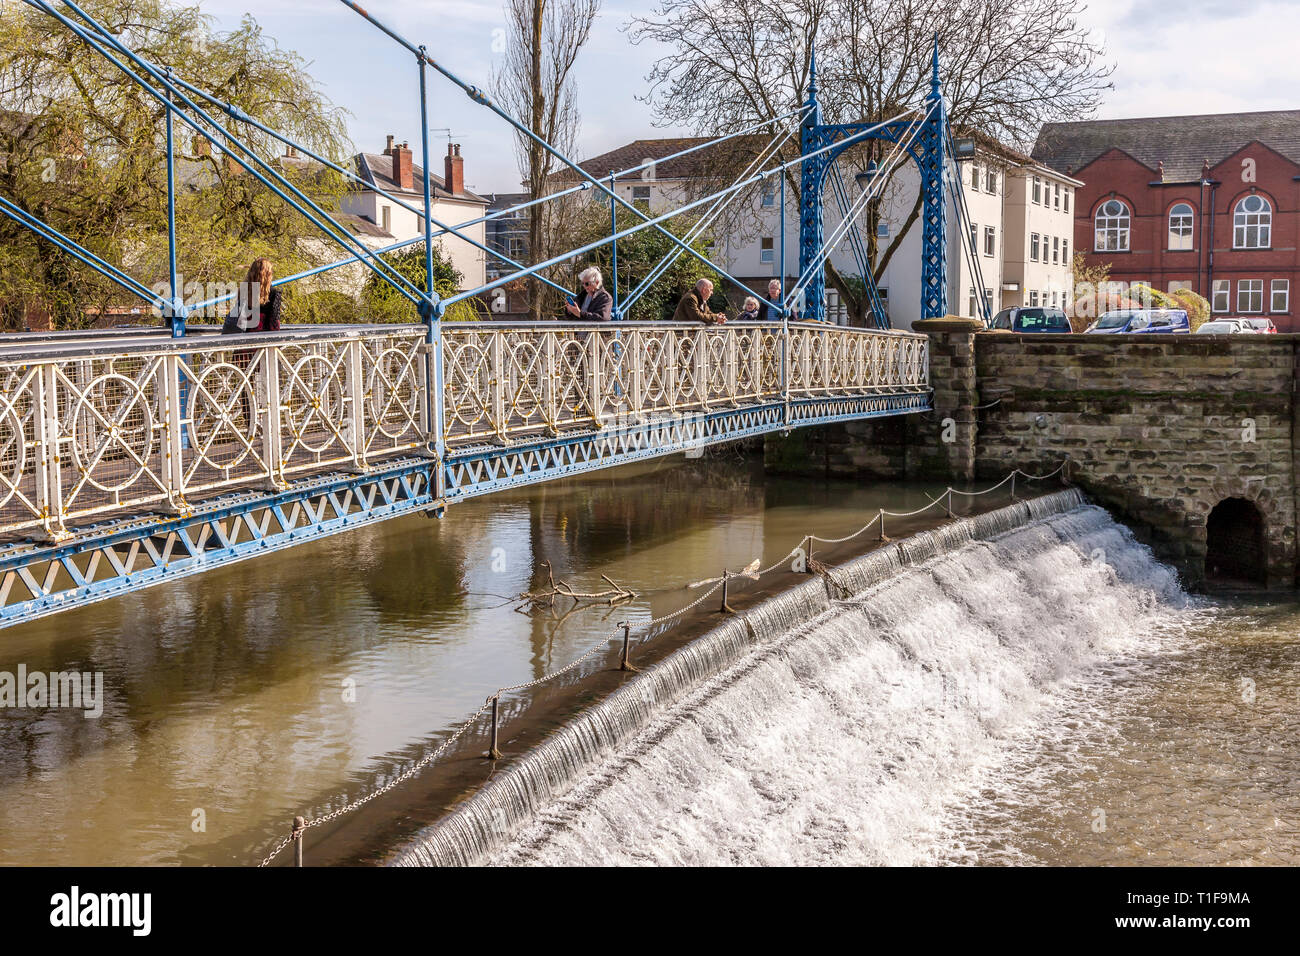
[571,202,724,320]
[359,244,483,323]
[0,0,351,329]
[1170,288,1210,331]
[1127,283,1182,310]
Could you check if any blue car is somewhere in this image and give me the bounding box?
[988,306,1071,332]
[1085,308,1190,334]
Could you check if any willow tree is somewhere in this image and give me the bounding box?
[0,0,351,329]
[628,0,1114,323]
[491,0,600,320]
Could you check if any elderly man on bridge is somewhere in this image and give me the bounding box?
[673,279,727,325]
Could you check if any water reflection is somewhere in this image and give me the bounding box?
[0,453,954,865]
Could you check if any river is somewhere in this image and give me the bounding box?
[2,454,1295,866]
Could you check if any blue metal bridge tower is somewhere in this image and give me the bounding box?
[799,40,950,324]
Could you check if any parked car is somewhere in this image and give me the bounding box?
[1084,308,1190,334]
[987,306,1072,333]
[1194,319,1249,334]
[1241,318,1277,334]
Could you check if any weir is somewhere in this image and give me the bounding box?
[388,486,1188,866]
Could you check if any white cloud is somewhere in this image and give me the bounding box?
[1088,0,1300,119]
[193,0,1300,192]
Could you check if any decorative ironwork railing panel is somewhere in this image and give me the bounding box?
[0,328,428,539]
[0,321,926,540]
[440,322,925,445]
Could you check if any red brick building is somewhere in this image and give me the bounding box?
[1032,110,1300,331]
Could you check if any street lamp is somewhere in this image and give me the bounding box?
[854,160,880,190]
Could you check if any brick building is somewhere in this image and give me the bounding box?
[1032,110,1300,331]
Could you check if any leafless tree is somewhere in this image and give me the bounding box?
[493,0,601,319]
[628,0,1113,322]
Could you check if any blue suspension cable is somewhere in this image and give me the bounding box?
[437,114,920,310]
[339,0,811,307]
[0,195,165,308]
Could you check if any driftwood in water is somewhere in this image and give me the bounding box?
[515,562,637,611]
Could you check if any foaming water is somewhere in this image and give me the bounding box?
[395,490,1198,866]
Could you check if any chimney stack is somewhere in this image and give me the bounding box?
[386,135,413,191]
[444,143,464,196]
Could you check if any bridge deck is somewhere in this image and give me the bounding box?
[0,320,930,624]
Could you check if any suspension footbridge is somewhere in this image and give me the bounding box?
[0,0,994,625]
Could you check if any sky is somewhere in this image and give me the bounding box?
[195,0,1300,194]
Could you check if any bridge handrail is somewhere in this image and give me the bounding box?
[0,320,925,363]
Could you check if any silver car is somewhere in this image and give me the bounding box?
[1194,319,1248,334]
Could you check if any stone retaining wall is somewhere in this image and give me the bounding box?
[765,322,1300,588]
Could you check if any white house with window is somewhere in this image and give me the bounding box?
[562,134,1081,327]
[1002,162,1081,312]
[340,135,488,292]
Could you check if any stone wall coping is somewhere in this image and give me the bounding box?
[974,332,1300,345]
[913,317,987,333]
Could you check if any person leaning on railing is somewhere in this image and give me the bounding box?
[673,278,727,325]
[220,257,281,432]
[222,258,282,334]
[756,278,782,322]
[564,266,612,321]
[738,296,759,322]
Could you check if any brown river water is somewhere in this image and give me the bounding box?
[0,452,1294,866]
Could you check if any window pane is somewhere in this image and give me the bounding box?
[1095,201,1130,252]
[1238,279,1264,312]
[1212,280,1230,312]
[1272,279,1290,313]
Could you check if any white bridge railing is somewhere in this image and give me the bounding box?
[0,321,928,539]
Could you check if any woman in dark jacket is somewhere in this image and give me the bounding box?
[222,257,282,334]
[564,266,613,321]
[221,257,280,434]
[755,278,783,323]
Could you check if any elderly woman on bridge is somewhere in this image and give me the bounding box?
[564,266,613,321]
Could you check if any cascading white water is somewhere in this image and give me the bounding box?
[394,490,1189,866]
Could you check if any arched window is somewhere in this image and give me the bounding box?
[1094,199,1130,252]
[1168,202,1194,251]
[1234,195,1271,249]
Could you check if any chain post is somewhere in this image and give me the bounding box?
[618,621,638,672]
[485,694,502,760]
[720,570,736,614]
[291,816,306,867]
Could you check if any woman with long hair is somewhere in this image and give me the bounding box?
[220,258,281,436]
[222,257,282,334]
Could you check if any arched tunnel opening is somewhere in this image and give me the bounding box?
[1205,497,1266,587]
